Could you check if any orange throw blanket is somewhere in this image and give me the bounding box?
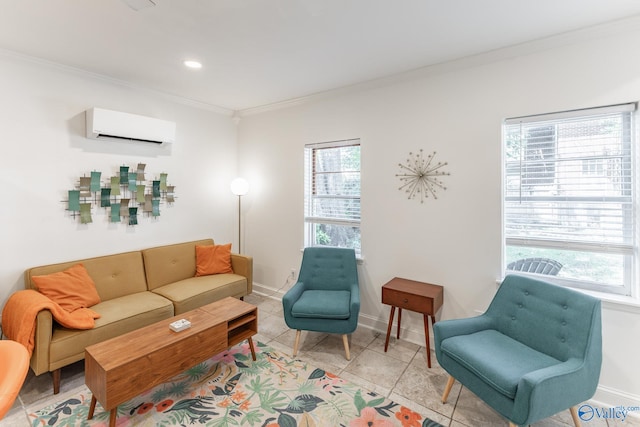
[1,289,100,356]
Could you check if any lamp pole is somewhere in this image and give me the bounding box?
[230,178,249,253]
[236,195,242,253]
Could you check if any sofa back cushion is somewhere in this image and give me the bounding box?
[298,247,359,291]
[25,251,148,301]
[488,274,601,362]
[142,239,214,290]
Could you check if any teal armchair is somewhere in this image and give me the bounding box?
[282,247,360,360]
[434,274,602,427]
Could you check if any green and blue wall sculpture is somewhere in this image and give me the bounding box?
[65,163,175,226]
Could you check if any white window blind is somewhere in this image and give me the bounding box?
[304,139,361,254]
[503,103,636,295]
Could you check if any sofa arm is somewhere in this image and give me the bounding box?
[434,315,494,361]
[30,310,53,376]
[434,315,494,343]
[350,281,360,318]
[282,281,306,327]
[512,358,595,425]
[231,254,253,295]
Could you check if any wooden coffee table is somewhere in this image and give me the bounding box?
[85,297,257,427]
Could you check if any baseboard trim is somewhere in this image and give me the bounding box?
[591,386,640,418]
[253,281,288,300]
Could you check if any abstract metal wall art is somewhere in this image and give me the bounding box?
[396,149,450,203]
[64,163,176,226]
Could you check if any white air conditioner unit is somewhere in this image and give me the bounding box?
[85,108,176,144]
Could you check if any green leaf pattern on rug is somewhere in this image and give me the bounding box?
[30,341,443,427]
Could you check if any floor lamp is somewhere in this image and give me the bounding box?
[230,178,249,254]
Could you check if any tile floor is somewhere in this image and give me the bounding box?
[1,293,638,427]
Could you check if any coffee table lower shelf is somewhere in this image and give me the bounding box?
[85,297,257,427]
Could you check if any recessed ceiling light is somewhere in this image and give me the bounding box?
[183,60,202,69]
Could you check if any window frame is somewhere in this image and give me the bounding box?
[304,138,361,255]
[502,103,637,296]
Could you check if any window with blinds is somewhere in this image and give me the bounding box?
[503,103,636,295]
[304,139,361,255]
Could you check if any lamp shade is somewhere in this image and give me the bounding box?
[230,178,249,196]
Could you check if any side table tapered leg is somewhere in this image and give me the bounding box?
[384,306,396,352]
[424,314,431,368]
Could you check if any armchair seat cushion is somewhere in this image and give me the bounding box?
[441,329,561,399]
[291,290,351,319]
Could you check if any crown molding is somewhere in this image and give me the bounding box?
[238,13,640,117]
[0,48,235,116]
[3,12,640,118]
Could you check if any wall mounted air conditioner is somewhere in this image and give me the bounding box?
[85,107,176,144]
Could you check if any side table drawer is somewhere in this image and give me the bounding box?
[382,287,433,314]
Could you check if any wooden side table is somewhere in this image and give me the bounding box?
[382,277,444,368]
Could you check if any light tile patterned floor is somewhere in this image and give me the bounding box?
[2,293,638,427]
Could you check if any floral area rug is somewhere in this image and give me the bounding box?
[30,341,443,427]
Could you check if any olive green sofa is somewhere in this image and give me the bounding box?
[22,238,252,394]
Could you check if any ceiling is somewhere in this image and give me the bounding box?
[2,1,640,113]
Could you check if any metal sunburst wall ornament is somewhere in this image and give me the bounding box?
[396,149,450,203]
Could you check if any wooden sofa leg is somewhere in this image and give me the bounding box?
[570,406,582,427]
[442,375,455,403]
[293,330,301,357]
[342,334,351,360]
[52,369,61,394]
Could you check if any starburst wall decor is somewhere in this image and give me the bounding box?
[396,149,450,203]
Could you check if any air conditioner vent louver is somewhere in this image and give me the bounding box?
[86,108,176,144]
[94,134,164,144]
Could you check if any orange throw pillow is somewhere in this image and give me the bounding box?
[195,244,233,276]
[32,263,101,313]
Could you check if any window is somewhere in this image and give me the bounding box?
[304,139,361,255]
[503,103,636,296]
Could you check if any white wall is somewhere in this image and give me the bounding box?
[0,52,239,315]
[237,22,640,407]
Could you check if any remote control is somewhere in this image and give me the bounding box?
[169,319,191,332]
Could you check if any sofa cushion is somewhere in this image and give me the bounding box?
[441,329,561,400]
[291,290,351,319]
[151,274,247,315]
[49,291,173,369]
[32,263,100,312]
[142,239,214,290]
[195,244,233,276]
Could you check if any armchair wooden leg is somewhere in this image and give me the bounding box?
[342,334,351,360]
[508,423,517,427]
[293,330,301,357]
[442,375,455,403]
[569,406,582,427]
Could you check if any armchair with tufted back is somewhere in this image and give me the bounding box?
[434,274,602,427]
[282,247,360,360]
